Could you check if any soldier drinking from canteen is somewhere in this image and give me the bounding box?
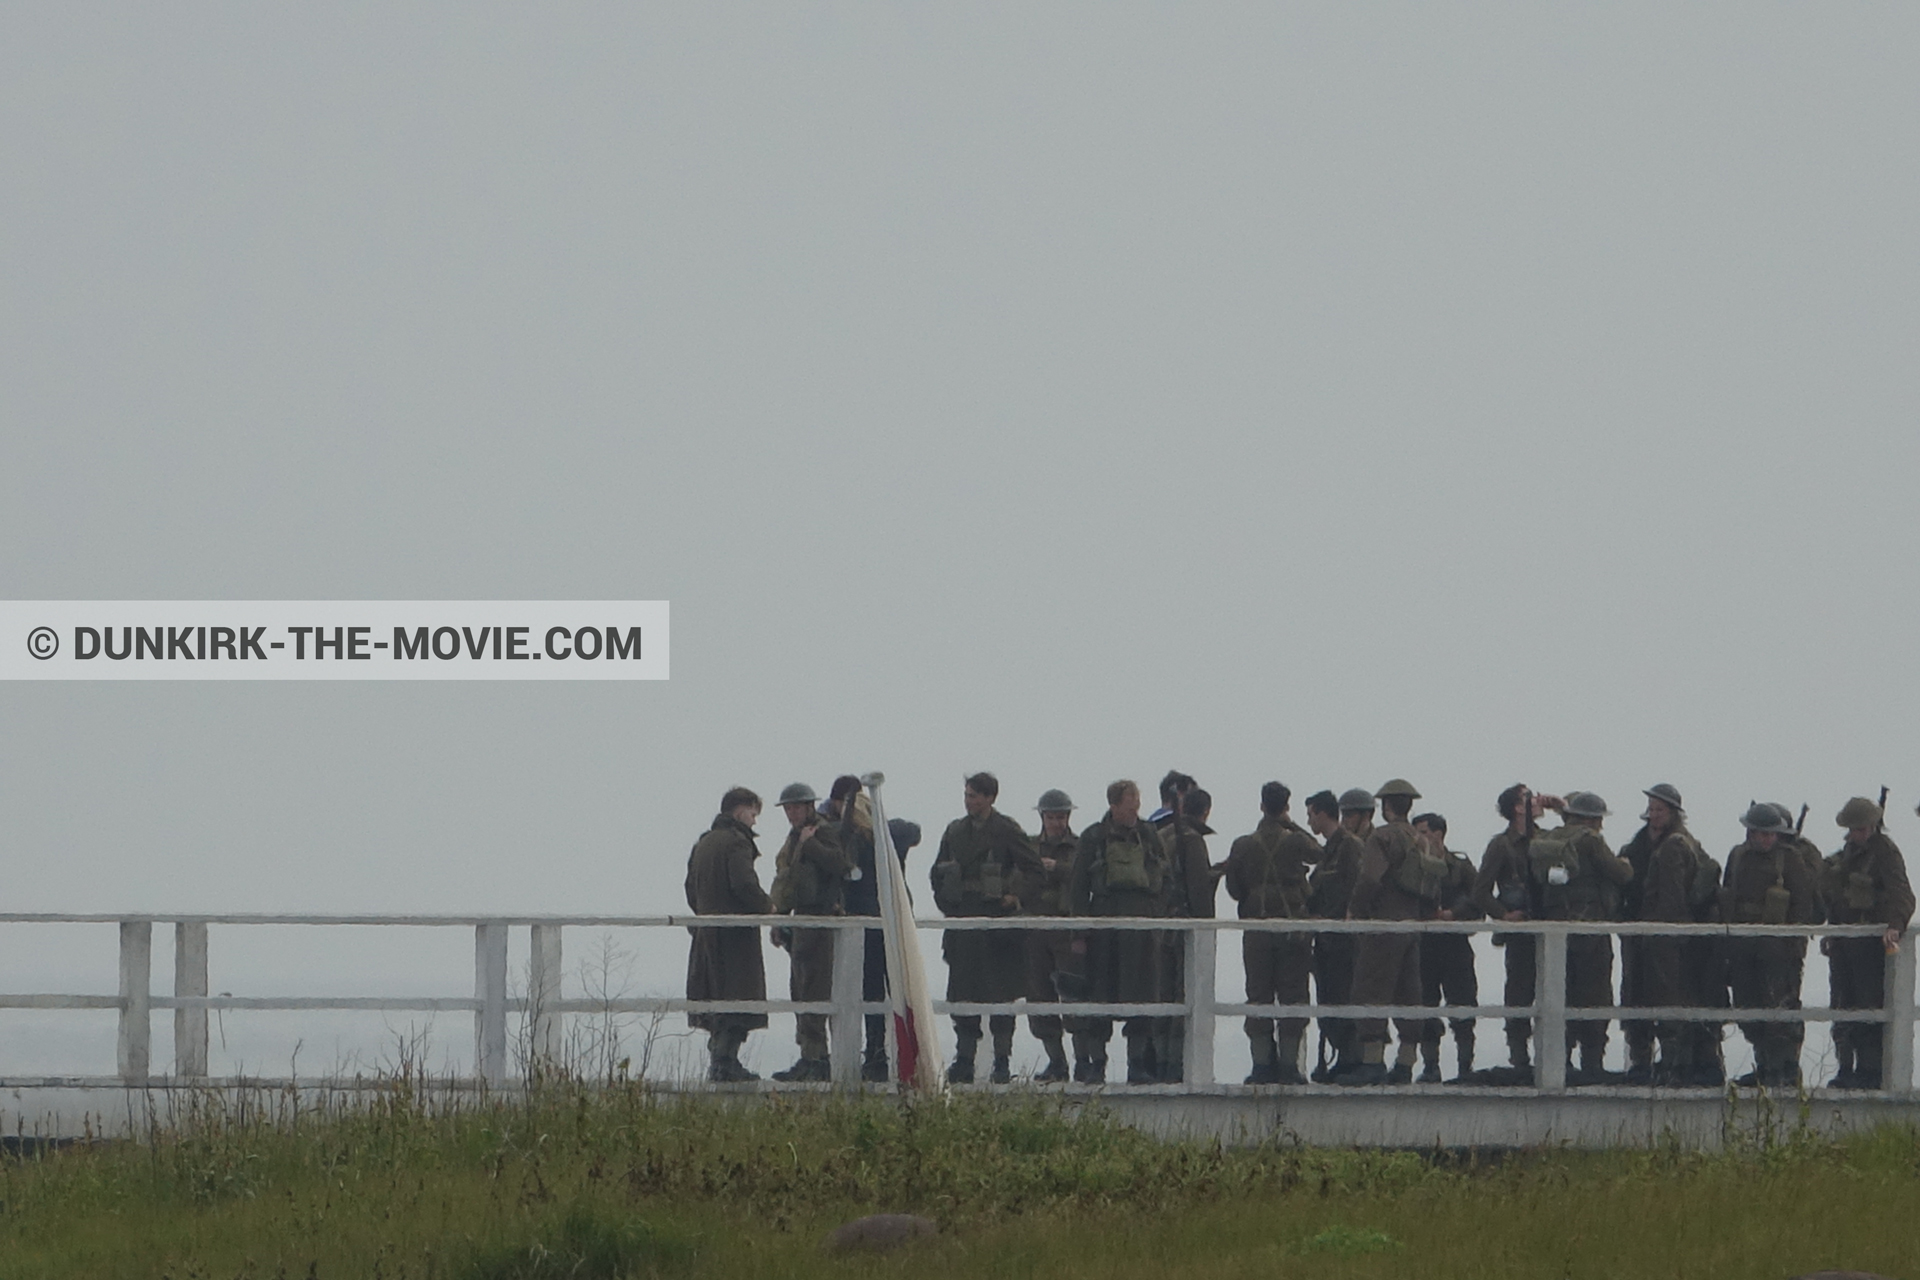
[685,786,774,1083]
[931,772,1032,1084]
[1413,812,1482,1083]
[1223,782,1317,1085]
[1618,784,1717,1086]
[1821,796,1915,1090]
[1305,789,1363,1082]
[1722,803,1823,1089]
[1017,789,1081,1084]
[768,782,852,1083]
[1068,779,1172,1085]
[1530,791,1634,1084]
[1473,784,1549,1081]
[1155,785,1217,1083]
[1338,780,1447,1086]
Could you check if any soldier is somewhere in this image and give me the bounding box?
[1150,770,1197,830]
[1067,779,1171,1085]
[931,772,1032,1084]
[685,786,773,1083]
[768,782,852,1083]
[1413,812,1482,1083]
[1721,803,1822,1088]
[1473,784,1546,1080]
[1531,791,1634,1083]
[1339,779,1445,1086]
[1768,801,1826,1073]
[1618,784,1714,1086]
[1222,781,1317,1085]
[1822,796,1915,1089]
[1017,789,1081,1084]
[823,775,889,1083]
[1305,789,1362,1082]
[1155,786,1216,1083]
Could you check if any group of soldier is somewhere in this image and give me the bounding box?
[684,769,1914,1090]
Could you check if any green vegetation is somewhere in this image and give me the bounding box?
[1,1081,1915,1279]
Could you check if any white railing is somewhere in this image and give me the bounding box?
[0,914,1912,1096]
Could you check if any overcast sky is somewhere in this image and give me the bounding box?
[3,5,1916,1081]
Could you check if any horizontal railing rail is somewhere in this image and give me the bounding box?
[0,914,1908,1097]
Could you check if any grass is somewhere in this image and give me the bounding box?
[0,1079,1915,1279]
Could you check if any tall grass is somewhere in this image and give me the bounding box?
[0,1077,1915,1279]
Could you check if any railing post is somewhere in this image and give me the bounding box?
[1884,927,1916,1096]
[474,923,508,1087]
[830,921,864,1088]
[118,920,152,1082]
[1183,923,1216,1088]
[529,924,563,1072]
[173,921,209,1079]
[1536,925,1567,1093]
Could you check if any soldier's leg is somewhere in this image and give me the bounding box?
[1390,936,1425,1082]
[1444,937,1479,1078]
[778,927,834,1079]
[1417,936,1446,1080]
[1026,930,1069,1082]
[862,925,889,1075]
[1314,933,1358,1080]
[1840,937,1887,1088]
[1566,935,1614,1078]
[1155,929,1185,1084]
[1785,938,1810,1072]
[1274,936,1313,1084]
[1505,935,1536,1069]
[1620,937,1654,1077]
[1726,941,1765,1084]
[945,931,982,1082]
[1243,932,1280,1083]
[1687,937,1728,1087]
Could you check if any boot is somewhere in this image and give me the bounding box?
[1071,1031,1107,1084]
[707,1031,758,1083]
[770,1057,829,1083]
[989,1055,1012,1085]
[860,1047,890,1084]
[1274,1033,1308,1086]
[1417,1042,1443,1085]
[1125,1035,1156,1085]
[1452,1029,1475,1082]
[1245,1030,1278,1085]
[947,1038,978,1085]
[1335,1047,1389,1087]
[1507,1031,1531,1070]
[1035,1036,1070,1084]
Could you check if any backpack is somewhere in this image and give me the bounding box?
[1391,836,1450,903]
[1685,837,1721,919]
[1097,832,1162,896]
[1528,826,1584,887]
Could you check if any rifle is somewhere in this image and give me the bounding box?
[1877,785,1889,834]
[1795,804,1808,837]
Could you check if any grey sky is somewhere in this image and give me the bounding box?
[2,5,1916,1080]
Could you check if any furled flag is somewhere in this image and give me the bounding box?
[863,773,944,1091]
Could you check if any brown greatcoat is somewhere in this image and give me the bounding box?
[685,814,773,1031]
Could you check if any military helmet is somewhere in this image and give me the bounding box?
[1337,787,1376,813]
[1375,778,1421,800]
[1836,796,1882,829]
[1564,790,1611,818]
[1766,802,1797,832]
[777,782,819,807]
[1642,782,1684,814]
[1740,802,1789,834]
[1035,788,1075,814]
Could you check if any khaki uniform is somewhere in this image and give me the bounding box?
[1823,832,1916,1086]
[1473,828,1537,1066]
[1720,838,1822,1083]
[1347,818,1437,1052]
[685,815,774,1062]
[770,817,851,1062]
[1420,845,1483,1073]
[1535,823,1634,1071]
[1310,827,1365,1071]
[1777,833,1828,1062]
[1017,829,1081,1046]
[932,810,1034,1063]
[1222,817,1316,1073]
[1068,813,1170,1078]
[1619,823,1707,1076]
[1156,819,1216,1081]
